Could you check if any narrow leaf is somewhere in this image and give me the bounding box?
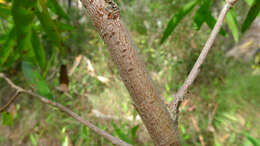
[160,0,199,44]
[193,0,212,30]
[47,0,69,20]
[55,20,75,31]
[244,133,260,146]
[43,48,57,77]
[241,0,260,33]
[35,1,61,47]
[0,27,15,66]
[31,29,47,70]
[226,7,239,42]
[11,0,35,58]
[193,0,226,36]
[204,13,227,36]
[131,124,140,138]
[111,122,132,144]
[22,61,53,100]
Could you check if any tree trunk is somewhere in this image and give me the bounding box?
[80,0,181,145]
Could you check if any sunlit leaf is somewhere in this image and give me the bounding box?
[22,61,53,100]
[30,134,38,146]
[1,112,13,126]
[0,4,10,17]
[226,7,239,42]
[160,0,199,44]
[47,0,69,20]
[244,133,260,146]
[241,0,260,33]
[31,29,47,70]
[244,0,255,6]
[0,0,6,4]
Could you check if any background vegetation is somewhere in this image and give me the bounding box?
[0,0,260,145]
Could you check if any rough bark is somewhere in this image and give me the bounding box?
[80,0,181,145]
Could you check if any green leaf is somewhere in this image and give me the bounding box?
[111,122,132,144]
[131,124,140,140]
[30,134,38,146]
[2,49,20,70]
[47,0,69,20]
[0,4,10,17]
[241,0,260,33]
[55,20,75,31]
[1,112,13,126]
[193,0,226,36]
[244,133,260,146]
[35,1,62,47]
[22,61,53,100]
[0,34,8,44]
[244,0,255,6]
[11,0,35,58]
[193,0,212,30]
[160,0,199,44]
[204,13,227,36]
[226,7,239,42]
[43,48,57,77]
[0,27,16,66]
[31,29,47,70]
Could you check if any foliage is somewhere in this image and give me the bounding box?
[242,0,260,33]
[161,0,260,44]
[0,0,260,145]
[1,112,13,126]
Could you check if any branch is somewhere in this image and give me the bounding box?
[0,90,20,112]
[191,116,206,146]
[0,73,131,146]
[169,0,238,118]
[80,0,181,145]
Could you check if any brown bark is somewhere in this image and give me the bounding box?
[80,0,181,145]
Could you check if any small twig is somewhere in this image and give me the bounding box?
[169,0,238,120]
[0,90,20,112]
[0,73,131,146]
[69,55,82,76]
[208,103,218,132]
[191,116,206,146]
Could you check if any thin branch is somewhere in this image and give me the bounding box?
[169,0,238,118]
[0,90,20,112]
[191,116,206,146]
[0,73,131,146]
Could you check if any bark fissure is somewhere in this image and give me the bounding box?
[80,0,181,145]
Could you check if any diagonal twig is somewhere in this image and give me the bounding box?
[0,90,20,112]
[169,0,238,120]
[191,116,206,146]
[0,73,131,146]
